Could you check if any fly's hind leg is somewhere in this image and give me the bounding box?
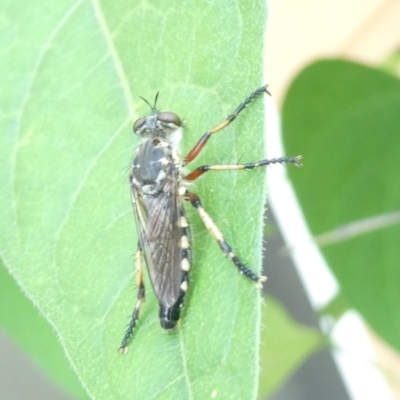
[185,192,266,288]
[118,244,146,354]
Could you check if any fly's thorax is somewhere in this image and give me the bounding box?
[131,136,181,196]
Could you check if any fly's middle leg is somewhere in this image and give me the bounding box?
[185,192,266,287]
[118,244,146,354]
[184,156,302,181]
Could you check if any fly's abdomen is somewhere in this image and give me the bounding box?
[159,206,192,330]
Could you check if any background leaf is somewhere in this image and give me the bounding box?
[0,0,268,398]
[258,296,326,399]
[0,260,88,399]
[282,59,400,352]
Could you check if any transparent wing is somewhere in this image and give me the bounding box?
[131,178,182,308]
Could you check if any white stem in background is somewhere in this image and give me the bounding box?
[264,95,393,400]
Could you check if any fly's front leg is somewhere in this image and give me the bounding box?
[185,192,266,287]
[184,156,302,181]
[118,244,146,354]
[183,85,271,166]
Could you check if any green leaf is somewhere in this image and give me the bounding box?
[0,260,89,399]
[0,1,268,399]
[258,296,326,398]
[282,59,400,352]
[380,47,400,77]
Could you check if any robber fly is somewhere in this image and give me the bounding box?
[118,85,301,354]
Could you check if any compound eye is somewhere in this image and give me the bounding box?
[133,117,146,133]
[158,112,182,127]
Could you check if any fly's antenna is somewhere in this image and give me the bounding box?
[153,92,159,110]
[139,96,153,111]
[140,92,160,114]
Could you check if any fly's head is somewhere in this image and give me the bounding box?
[133,93,183,145]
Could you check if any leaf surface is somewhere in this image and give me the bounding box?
[0,1,268,398]
[282,59,400,352]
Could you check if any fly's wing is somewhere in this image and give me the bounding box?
[131,179,182,308]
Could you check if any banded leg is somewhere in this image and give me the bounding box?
[183,85,271,166]
[118,244,146,354]
[184,156,302,181]
[185,192,266,288]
